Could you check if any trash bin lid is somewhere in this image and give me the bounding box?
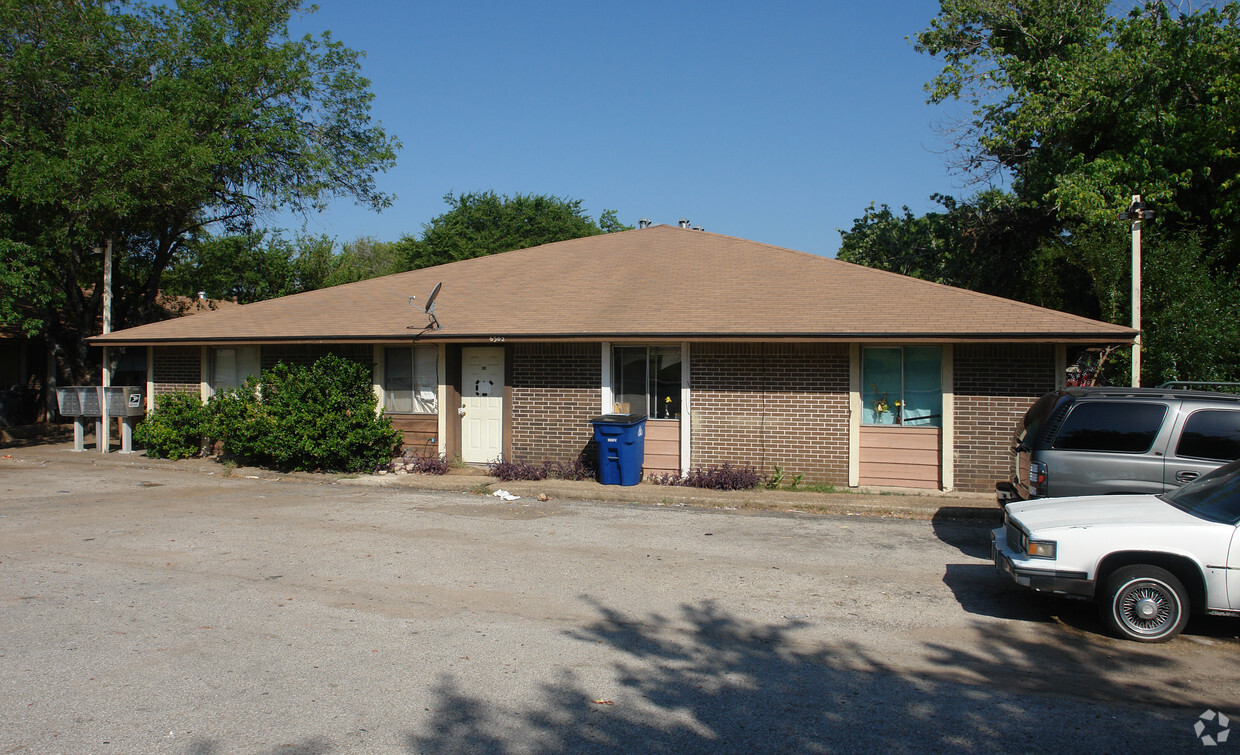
[590,413,646,425]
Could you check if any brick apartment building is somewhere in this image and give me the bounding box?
[90,224,1135,492]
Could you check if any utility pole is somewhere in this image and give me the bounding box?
[101,238,113,453]
[1117,196,1153,387]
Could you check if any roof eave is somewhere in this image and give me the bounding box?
[87,330,1137,347]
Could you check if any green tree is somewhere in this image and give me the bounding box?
[838,191,1094,312]
[0,240,52,337]
[1141,233,1240,383]
[917,0,1240,256]
[411,191,622,269]
[162,231,296,304]
[843,0,1240,384]
[323,236,416,287]
[0,0,398,381]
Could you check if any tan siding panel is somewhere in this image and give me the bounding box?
[860,426,941,451]
[859,426,941,488]
[643,420,680,476]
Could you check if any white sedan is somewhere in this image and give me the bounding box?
[992,459,1240,642]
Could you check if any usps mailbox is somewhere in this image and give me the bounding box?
[56,387,82,417]
[104,386,145,417]
[78,386,102,417]
[55,386,145,453]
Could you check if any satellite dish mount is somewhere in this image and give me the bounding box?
[408,282,442,331]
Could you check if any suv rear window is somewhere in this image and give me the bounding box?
[1176,410,1240,461]
[1015,392,1063,449]
[1051,402,1167,453]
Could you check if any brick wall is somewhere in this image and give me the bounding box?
[510,343,600,463]
[151,346,200,398]
[690,343,850,484]
[953,344,1056,492]
[260,344,374,371]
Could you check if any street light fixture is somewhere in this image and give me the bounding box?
[1117,196,1155,387]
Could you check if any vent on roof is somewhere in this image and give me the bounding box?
[691,225,704,231]
[678,218,691,228]
[638,218,652,229]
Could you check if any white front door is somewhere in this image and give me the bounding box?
[461,347,504,463]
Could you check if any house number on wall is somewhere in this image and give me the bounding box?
[489,336,505,342]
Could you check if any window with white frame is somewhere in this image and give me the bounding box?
[862,346,942,426]
[208,346,260,395]
[384,345,438,414]
[612,345,681,419]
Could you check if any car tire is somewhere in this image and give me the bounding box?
[1100,565,1190,643]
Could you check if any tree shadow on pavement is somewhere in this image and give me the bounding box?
[404,598,1204,753]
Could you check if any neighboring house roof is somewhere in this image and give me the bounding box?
[90,225,1136,345]
[154,292,241,318]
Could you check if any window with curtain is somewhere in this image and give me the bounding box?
[612,346,681,419]
[384,345,438,414]
[862,346,942,426]
[208,346,260,395]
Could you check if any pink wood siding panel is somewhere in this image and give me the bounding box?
[859,426,941,489]
[643,419,680,476]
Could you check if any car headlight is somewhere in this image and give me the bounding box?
[1026,539,1057,559]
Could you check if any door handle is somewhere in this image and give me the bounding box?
[458,405,467,416]
[1176,470,1199,483]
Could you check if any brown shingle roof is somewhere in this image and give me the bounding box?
[90,225,1135,345]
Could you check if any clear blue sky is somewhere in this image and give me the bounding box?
[277,0,971,257]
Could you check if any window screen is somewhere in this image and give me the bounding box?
[1052,402,1167,453]
[1176,410,1240,461]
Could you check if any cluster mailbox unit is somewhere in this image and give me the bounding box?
[55,386,145,453]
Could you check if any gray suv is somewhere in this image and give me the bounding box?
[996,387,1240,505]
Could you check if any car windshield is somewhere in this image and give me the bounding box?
[1161,459,1240,525]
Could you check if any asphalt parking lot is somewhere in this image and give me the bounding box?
[2,443,1238,753]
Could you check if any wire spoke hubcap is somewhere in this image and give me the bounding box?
[1119,583,1175,634]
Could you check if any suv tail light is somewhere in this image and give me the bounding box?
[1029,461,1048,496]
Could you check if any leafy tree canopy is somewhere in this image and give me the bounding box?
[163,232,418,303]
[917,0,1240,252]
[164,192,626,304]
[412,191,629,269]
[844,0,1240,385]
[0,0,398,380]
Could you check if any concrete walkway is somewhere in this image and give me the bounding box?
[1,431,1001,523]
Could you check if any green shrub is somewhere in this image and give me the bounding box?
[204,354,400,472]
[134,392,205,459]
[202,378,273,463]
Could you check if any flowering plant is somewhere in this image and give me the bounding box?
[871,385,903,420]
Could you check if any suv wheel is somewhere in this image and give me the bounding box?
[1100,565,1189,643]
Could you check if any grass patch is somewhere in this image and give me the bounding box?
[781,482,836,494]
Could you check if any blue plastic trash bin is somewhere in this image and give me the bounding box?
[591,414,646,486]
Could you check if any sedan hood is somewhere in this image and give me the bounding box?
[1006,495,1200,531]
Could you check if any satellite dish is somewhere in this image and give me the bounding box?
[423,281,442,314]
[408,282,443,331]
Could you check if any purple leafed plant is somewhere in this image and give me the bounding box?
[649,463,762,491]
